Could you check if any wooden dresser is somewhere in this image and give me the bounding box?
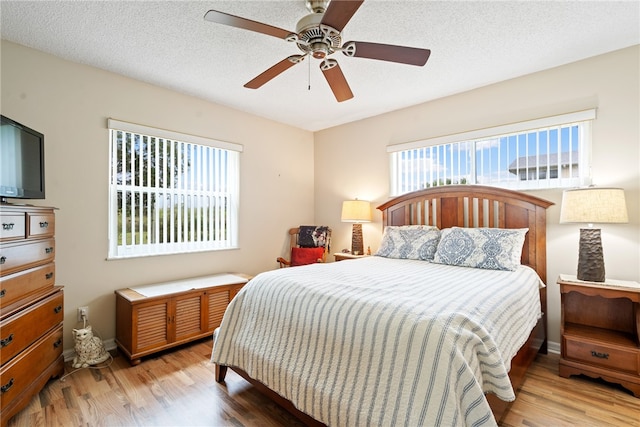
[115,273,249,365]
[558,274,640,397]
[0,204,64,426]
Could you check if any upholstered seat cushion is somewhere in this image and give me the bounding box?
[291,247,325,266]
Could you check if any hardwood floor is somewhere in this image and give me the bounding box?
[5,338,639,426]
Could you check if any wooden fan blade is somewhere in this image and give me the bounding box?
[320,0,364,32]
[343,41,431,66]
[244,55,305,89]
[204,10,294,40]
[320,59,353,102]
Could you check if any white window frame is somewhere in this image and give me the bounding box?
[388,109,595,196]
[107,119,242,259]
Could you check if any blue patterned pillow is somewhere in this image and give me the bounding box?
[433,227,528,271]
[375,225,441,261]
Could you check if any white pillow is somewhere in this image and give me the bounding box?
[375,225,441,261]
[433,227,528,271]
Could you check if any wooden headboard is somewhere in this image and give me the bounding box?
[376,185,554,283]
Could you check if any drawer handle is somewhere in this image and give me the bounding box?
[1,334,14,348]
[46,272,54,280]
[45,247,54,254]
[0,256,5,264]
[591,350,609,359]
[39,221,49,228]
[2,222,15,230]
[1,378,14,393]
[53,339,62,348]
[0,289,5,298]
[54,305,63,314]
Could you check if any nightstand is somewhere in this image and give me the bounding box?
[333,253,369,262]
[558,274,640,397]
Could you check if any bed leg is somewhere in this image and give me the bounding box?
[215,364,227,382]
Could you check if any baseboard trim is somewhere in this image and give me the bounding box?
[547,340,560,354]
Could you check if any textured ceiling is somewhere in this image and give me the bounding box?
[1,1,639,131]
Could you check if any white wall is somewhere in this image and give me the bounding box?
[1,40,315,349]
[315,45,640,347]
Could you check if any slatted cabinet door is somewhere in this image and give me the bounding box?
[174,293,204,342]
[207,289,230,331]
[134,300,170,353]
[132,294,206,355]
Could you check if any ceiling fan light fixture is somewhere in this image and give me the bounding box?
[310,43,329,59]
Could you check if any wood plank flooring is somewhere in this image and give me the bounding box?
[5,338,639,426]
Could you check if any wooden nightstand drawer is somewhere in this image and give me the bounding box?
[564,336,638,374]
[559,274,640,397]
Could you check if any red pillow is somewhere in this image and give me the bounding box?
[290,247,325,266]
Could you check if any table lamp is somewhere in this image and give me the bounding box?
[341,199,371,255]
[559,187,628,282]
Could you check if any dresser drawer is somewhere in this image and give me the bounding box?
[27,212,55,238]
[0,263,55,308]
[564,336,639,374]
[0,238,55,277]
[0,289,63,366]
[0,325,63,411]
[0,214,26,241]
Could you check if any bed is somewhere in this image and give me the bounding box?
[212,185,553,426]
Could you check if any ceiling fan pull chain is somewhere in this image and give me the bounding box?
[308,56,311,91]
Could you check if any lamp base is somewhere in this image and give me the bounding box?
[577,228,605,282]
[351,223,364,255]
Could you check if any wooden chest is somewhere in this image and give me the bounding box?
[115,273,249,365]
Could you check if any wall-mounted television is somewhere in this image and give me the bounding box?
[0,115,45,203]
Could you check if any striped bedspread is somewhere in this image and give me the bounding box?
[212,257,543,426]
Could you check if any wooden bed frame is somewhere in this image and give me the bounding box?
[216,185,553,425]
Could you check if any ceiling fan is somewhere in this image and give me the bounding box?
[204,0,431,102]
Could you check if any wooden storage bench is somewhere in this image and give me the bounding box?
[114,273,250,365]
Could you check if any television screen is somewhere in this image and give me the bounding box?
[0,115,45,201]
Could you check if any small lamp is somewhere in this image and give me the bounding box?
[559,187,628,282]
[341,199,372,255]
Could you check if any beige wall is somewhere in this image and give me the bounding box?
[315,45,640,347]
[3,39,638,352]
[1,40,315,349]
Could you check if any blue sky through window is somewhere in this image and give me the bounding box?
[395,123,583,194]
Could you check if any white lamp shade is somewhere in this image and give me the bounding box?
[341,200,372,223]
[560,187,628,224]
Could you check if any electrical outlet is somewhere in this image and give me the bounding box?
[77,306,89,322]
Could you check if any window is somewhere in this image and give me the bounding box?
[389,110,595,196]
[108,119,242,259]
